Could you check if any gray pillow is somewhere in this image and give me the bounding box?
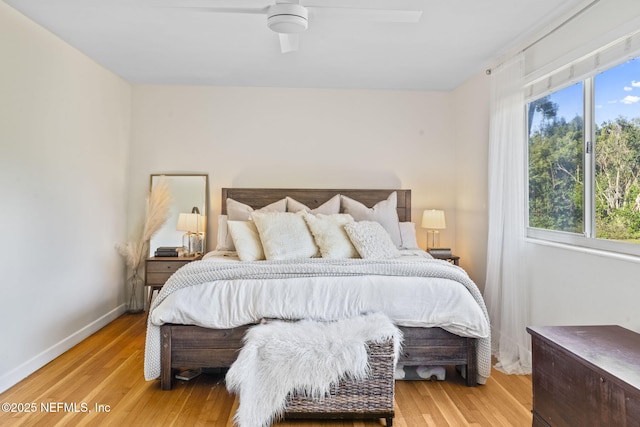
[341,192,402,247]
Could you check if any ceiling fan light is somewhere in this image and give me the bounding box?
[267,4,308,34]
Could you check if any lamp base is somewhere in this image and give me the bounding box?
[426,230,440,250]
[182,232,204,256]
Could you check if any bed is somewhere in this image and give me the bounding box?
[144,188,491,390]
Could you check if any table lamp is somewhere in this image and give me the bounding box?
[421,209,446,250]
[177,210,202,256]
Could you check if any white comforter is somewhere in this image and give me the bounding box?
[144,251,491,383]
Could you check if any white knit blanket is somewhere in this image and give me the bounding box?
[144,258,491,383]
[226,312,401,427]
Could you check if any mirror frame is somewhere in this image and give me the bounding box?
[149,173,209,256]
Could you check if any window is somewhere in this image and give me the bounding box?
[528,83,584,234]
[527,57,640,252]
[594,59,640,244]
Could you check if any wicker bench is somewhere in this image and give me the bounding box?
[284,339,396,426]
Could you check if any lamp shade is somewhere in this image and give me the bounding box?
[177,213,200,233]
[421,210,446,229]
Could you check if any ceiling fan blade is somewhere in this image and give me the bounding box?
[170,6,268,15]
[279,33,299,53]
[306,7,422,23]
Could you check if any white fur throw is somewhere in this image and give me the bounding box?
[225,312,401,427]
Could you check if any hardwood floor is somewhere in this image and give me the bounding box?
[0,314,533,426]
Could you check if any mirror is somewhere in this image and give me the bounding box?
[149,174,208,256]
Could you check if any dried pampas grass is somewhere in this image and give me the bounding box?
[142,179,173,243]
[118,178,172,312]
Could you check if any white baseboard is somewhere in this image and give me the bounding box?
[0,304,127,394]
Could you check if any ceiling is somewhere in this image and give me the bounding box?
[4,0,587,91]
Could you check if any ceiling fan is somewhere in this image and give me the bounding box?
[179,0,423,54]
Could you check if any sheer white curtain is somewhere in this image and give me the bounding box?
[484,52,531,375]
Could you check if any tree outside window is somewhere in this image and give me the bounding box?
[528,57,640,245]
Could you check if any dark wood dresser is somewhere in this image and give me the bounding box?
[527,325,640,427]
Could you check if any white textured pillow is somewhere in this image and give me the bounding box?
[303,213,359,259]
[251,211,319,260]
[344,221,401,259]
[399,222,420,249]
[341,192,402,247]
[286,195,341,215]
[228,221,265,261]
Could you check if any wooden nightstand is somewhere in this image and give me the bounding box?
[145,254,202,311]
[429,253,460,265]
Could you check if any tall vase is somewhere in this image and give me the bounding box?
[127,267,145,314]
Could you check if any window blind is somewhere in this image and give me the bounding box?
[525,28,640,101]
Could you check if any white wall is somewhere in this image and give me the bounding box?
[0,3,132,392]
[529,244,640,330]
[452,73,491,289]
[129,85,463,259]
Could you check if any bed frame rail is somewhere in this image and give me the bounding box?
[160,324,477,390]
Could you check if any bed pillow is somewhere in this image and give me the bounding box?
[286,195,341,215]
[341,192,402,247]
[344,221,401,259]
[228,221,265,261]
[399,222,420,249]
[227,198,287,221]
[251,211,319,260]
[215,214,233,251]
[216,198,287,251]
[303,213,359,259]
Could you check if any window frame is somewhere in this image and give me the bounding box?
[525,72,640,258]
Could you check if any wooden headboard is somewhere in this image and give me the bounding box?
[221,188,412,222]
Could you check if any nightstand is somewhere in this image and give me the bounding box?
[429,253,460,265]
[145,254,202,311]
